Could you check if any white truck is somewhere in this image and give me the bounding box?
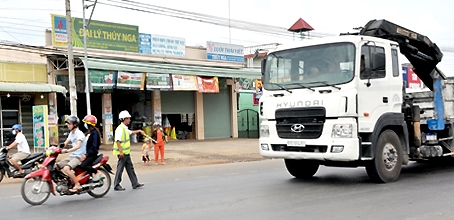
[258,19,454,183]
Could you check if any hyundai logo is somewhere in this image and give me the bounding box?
[290,124,305,133]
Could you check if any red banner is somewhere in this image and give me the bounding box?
[407,68,422,89]
[197,76,219,93]
[253,93,259,105]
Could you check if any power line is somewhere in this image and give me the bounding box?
[0,30,43,37]
[0,27,22,43]
[0,7,66,11]
[0,26,48,32]
[91,0,304,39]
[0,16,53,25]
[0,21,50,29]
[113,0,334,37]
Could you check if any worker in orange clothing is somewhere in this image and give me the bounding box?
[151,122,167,165]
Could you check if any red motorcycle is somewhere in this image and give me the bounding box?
[21,145,113,205]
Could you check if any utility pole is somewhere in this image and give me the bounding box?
[82,0,91,115]
[66,0,77,116]
[228,0,231,44]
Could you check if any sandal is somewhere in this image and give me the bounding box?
[92,174,105,182]
[69,186,81,193]
[14,171,26,178]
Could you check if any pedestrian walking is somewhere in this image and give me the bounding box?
[151,122,167,165]
[113,110,146,191]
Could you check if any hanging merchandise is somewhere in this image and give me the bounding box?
[144,125,152,137]
[188,114,194,126]
[181,114,187,122]
[165,127,171,136]
[163,115,171,128]
[170,127,177,140]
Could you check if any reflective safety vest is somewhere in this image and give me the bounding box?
[113,125,131,156]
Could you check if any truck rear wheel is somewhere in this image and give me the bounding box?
[366,130,403,183]
[284,159,319,179]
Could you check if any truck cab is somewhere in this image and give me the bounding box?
[259,19,450,183]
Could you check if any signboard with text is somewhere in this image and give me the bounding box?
[33,105,49,149]
[139,33,185,57]
[172,75,197,91]
[146,73,172,90]
[116,71,144,89]
[139,33,152,54]
[51,14,139,52]
[89,70,115,89]
[197,76,219,93]
[206,41,244,63]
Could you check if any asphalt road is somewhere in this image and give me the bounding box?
[1,159,454,220]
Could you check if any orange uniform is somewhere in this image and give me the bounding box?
[152,128,166,164]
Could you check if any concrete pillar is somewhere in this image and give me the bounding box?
[227,79,238,138]
[47,61,59,145]
[195,91,204,140]
[152,90,162,124]
[102,94,113,144]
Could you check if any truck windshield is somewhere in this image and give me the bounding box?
[263,43,356,90]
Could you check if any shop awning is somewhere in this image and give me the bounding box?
[0,82,67,93]
[83,58,261,79]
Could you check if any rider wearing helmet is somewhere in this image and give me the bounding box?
[79,115,103,182]
[5,124,30,176]
[113,110,145,191]
[57,115,86,192]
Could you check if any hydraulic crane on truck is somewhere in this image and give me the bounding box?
[357,19,451,158]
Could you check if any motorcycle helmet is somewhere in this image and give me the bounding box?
[65,115,80,125]
[83,115,97,126]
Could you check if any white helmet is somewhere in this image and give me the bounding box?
[119,110,132,120]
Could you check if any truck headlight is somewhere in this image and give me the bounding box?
[331,124,352,138]
[260,125,270,138]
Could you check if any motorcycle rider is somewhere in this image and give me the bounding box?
[79,115,103,182]
[5,124,30,176]
[56,115,86,193]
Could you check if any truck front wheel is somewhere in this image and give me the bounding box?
[366,130,403,183]
[284,159,319,179]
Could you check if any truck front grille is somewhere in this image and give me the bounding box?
[271,144,328,153]
[275,107,325,139]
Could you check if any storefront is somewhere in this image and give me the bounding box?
[47,52,260,143]
[0,62,67,147]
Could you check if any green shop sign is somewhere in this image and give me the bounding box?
[51,14,139,52]
[146,73,171,90]
[89,70,115,89]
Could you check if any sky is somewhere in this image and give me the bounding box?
[1,0,454,74]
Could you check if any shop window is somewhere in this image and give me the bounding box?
[1,97,19,146]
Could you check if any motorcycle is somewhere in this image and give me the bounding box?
[21,145,113,206]
[0,147,46,183]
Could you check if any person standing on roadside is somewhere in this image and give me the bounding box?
[141,137,152,166]
[113,110,146,191]
[151,122,167,165]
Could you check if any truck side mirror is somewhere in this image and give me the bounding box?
[261,58,267,75]
[372,52,385,71]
